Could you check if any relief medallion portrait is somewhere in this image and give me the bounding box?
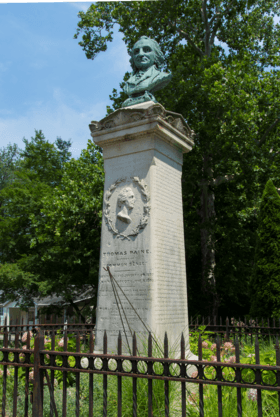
[104,177,150,240]
[117,187,136,224]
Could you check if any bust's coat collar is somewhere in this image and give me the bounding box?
[128,65,159,86]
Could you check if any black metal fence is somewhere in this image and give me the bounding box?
[190,315,280,343]
[1,322,280,417]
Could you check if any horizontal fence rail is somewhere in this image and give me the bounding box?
[1,323,280,416]
[190,315,280,343]
[0,321,95,335]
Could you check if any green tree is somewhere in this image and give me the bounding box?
[20,131,71,186]
[0,263,36,310]
[28,141,104,319]
[0,137,104,320]
[0,130,72,265]
[0,130,73,311]
[250,180,280,319]
[0,143,21,192]
[75,0,280,316]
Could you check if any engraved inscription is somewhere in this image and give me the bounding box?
[96,246,153,346]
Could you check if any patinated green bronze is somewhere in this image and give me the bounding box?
[122,36,172,108]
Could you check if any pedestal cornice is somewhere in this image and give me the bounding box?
[89,102,194,154]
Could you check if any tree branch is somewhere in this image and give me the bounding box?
[209,7,221,27]
[169,17,205,57]
[257,117,280,147]
[201,0,211,55]
[209,2,234,50]
[176,27,205,57]
[209,16,223,48]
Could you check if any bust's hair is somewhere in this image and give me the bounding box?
[117,187,134,208]
[129,36,165,74]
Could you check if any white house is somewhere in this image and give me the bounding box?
[0,290,95,326]
[0,296,62,326]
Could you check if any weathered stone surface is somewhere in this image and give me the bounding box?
[90,101,196,359]
[89,101,195,146]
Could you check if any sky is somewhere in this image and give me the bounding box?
[0,2,131,158]
[1,3,279,159]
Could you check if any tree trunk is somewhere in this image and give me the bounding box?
[199,155,219,316]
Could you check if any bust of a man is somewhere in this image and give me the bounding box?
[122,36,172,108]
[117,187,136,224]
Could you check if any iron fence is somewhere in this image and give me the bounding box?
[190,315,280,343]
[1,313,95,330]
[1,323,280,417]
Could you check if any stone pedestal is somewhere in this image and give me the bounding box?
[90,101,195,358]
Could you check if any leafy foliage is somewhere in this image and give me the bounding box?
[250,180,280,319]
[0,143,21,192]
[75,1,280,317]
[0,132,104,319]
[0,131,69,308]
[28,141,104,317]
[20,131,71,187]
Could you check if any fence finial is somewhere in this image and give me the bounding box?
[164,332,168,358]
[181,333,185,360]
[103,330,107,354]
[117,331,122,355]
[148,332,152,357]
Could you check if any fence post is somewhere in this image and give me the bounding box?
[164,332,169,417]
[1,319,8,417]
[226,317,229,340]
[148,332,153,417]
[180,333,186,417]
[132,332,137,417]
[275,337,280,412]
[32,328,44,417]
[198,334,204,417]
[118,331,122,417]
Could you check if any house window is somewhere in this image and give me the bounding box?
[0,307,3,316]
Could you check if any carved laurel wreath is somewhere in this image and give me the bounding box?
[104,177,151,241]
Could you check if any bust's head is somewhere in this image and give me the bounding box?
[117,187,136,210]
[129,36,165,74]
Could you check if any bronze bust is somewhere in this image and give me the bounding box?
[122,36,172,107]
